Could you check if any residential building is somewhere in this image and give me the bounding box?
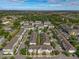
[30,31,37,45]
[0,36,5,45]
[61,38,76,53]
[57,29,76,53]
[40,33,50,45]
[3,28,27,55]
[29,32,52,54]
[28,45,53,54]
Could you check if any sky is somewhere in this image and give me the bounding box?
[0,0,79,10]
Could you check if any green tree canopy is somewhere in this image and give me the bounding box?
[20,48,26,55]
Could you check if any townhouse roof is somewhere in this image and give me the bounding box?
[40,33,50,43]
[30,31,37,43]
[57,29,76,51]
[40,45,52,50]
[29,45,52,50]
[0,36,5,44]
[61,25,72,34]
[61,37,76,51]
[4,28,24,49]
[44,21,51,25]
[35,21,42,25]
[29,45,40,50]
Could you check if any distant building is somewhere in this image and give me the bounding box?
[0,36,5,45]
[60,25,71,34]
[26,25,34,30]
[3,26,13,32]
[44,21,51,26]
[2,21,10,25]
[35,21,42,25]
[36,24,44,29]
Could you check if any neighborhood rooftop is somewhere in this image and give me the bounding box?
[30,31,37,43]
[4,29,24,49]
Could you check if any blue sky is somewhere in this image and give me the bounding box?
[0,0,79,10]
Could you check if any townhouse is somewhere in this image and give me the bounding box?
[28,31,53,54]
[3,28,27,55]
[57,29,76,53]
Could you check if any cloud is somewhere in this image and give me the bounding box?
[8,0,24,2]
[67,2,79,6]
[9,0,19,2]
[48,0,65,4]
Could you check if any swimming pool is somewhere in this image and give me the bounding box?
[0,0,79,10]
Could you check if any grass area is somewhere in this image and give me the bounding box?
[36,33,42,45]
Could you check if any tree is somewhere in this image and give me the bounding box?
[0,20,2,24]
[50,50,60,56]
[42,52,46,55]
[0,28,12,41]
[62,51,70,57]
[7,34,12,41]
[54,50,60,55]
[20,48,26,55]
[75,50,79,57]
[2,57,7,59]
[4,31,10,38]
[12,20,20,29]
[26,57,32,59]
[43,27,48,32]
[50,51,54,56]
[50,42,56,49]
[36,34,42,45]
[31,51,35,55]
[0,28,5,36]
[0,20,2,26]
[10,56,15,59]
[24,40,30,48]
[69,35,78,47]
[28,29,33,35]
[27,51,30,55]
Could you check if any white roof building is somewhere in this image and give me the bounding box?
[0,36,5,45]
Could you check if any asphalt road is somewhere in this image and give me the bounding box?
[0,54,79,59]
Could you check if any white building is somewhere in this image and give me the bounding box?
[0,36,5,45]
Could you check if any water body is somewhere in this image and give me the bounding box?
[0,0,79,10]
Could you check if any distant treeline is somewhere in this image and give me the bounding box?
[0,10,79,25]
[0,10,79,15]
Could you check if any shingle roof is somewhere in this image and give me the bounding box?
[4,29,24,49]
[61,38,76,51]
[29,45,52,50]
[29,45,40,50]
[40,45,52,50]
[58,29,76,51]
[30,31,37,43]
[40,33,50,43]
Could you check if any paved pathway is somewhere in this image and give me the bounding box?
[0,54,79,59]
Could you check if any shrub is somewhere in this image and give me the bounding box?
[10,56,15,59]
[20,48,26,55]
[42,52,46,55]
[2,57,7,59]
